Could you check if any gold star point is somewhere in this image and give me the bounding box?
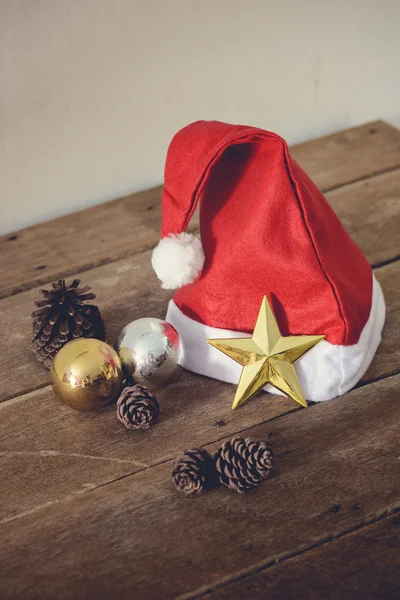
[207,296,324,410]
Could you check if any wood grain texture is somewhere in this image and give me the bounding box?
[0,185,163,300]
[327,169,400,267]
[1,121,399,300]
[0,257,396,522]
[1,122,400,600]
[0,251,398,405]
[361,267,400,385]
[0,374,297,524]
[290,120,400,191]
[200,515,400,600]
[0,249,172,403]
[1,374,399,600]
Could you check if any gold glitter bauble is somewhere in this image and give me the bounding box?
[115,318,181,389]
[50,338,123,411]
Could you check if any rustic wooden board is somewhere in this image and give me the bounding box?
[0,375,297,524]
[0,185,163,300]
[1,122,400,600]
[327,169,400,267]
[0,256,396,521]
[0,252,398,405]
[1,374,399,600]
[0,250,172,403]
[201,515,400,600]
[290,120,400,191]
[0,258,397,523]
[1,121,399,300]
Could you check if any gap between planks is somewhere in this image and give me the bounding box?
[1,119,400,301]
[3,356,398,414]
[371,254,400,269]
[0,257,397,525]
[1,372,399,599]
[1,142,399,403]
[2,254,399,406]
[1,162,398,300]
[322,163,400,194]
[2,370,398,528]
[1,163,400,301]
[0,398,300,526]
[1,121,399,598]
[179,507,400,600]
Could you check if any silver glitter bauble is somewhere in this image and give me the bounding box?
[115,318,181,389]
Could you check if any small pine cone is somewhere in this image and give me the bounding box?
[214,437,274,494]
[32,279,105,368]
[172,448,215,496]
[117,385,159,430]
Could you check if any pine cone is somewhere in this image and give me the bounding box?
[214,437,274,493]
[117,385,159,430]
[172,448,215,496]
[32,279,105,368]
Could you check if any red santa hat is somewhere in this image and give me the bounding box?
[152,121,385,402]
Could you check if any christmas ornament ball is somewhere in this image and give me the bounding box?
[115,318,181,389]
[50,338,123,411]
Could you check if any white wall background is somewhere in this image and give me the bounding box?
[1,0,399,235]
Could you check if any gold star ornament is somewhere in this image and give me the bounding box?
[207,296,325,410]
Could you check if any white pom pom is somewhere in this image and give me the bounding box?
[151,233,205,290]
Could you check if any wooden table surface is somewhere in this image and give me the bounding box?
[1,121,399,600]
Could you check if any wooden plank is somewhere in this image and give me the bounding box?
[0,390,148,524]
[361,260,400,385]
[327,169,400,267]
[0,257,396,522]
[290,120,400,191]
[0,249,396,521]
[0,375,297,524]
[0,251,398,405]
[200,515,400,600]
[0,185,163,300]
[0,249,172,403]
[1,121,399,300]
[1,374,399,600]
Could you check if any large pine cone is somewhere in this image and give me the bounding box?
[117,385,160,430]
[32,279,105,368]
[214,437,274,493]
[172,448,215,496]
